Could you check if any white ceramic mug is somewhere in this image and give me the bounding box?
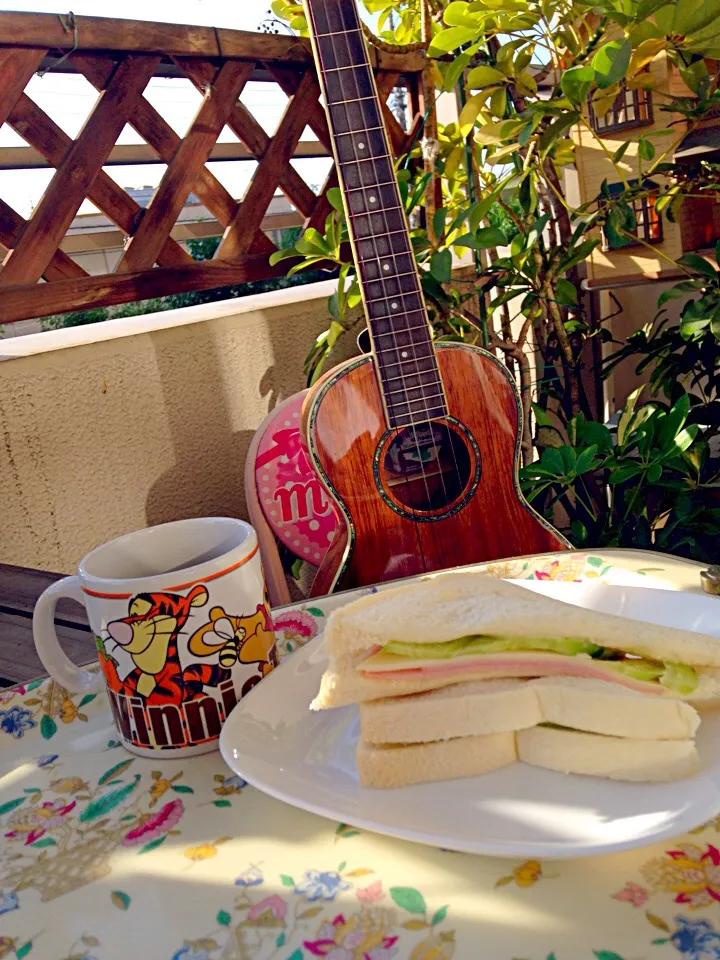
[33,517,277,757]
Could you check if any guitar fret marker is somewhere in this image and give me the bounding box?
[358,141,366,150]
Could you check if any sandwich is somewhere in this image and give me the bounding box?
[312,573,720,709]
[310,572,712,788]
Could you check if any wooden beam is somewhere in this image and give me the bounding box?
[0,197,87,281]
[0,139,328,171]
[0,255,295,324]
[217,68,319,259]
[269,64,332,153]
[116,60,254,273]
[0,54,161,286]
[0,13,427,72]
[0,47,46,126]
[8,92,192,268]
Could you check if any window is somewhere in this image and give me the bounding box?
[589,83,653,134]
[601,180,663,250]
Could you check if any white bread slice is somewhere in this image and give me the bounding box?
[323,572,720,665]
[532,676,701,740]
[358,676,702,746]
[357,731,516,788]
[359,679,541,745]
[517,726,700,782]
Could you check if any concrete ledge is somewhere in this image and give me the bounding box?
[0,279,340,359]
[0,280,357,572]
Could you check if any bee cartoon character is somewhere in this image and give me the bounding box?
[183,604,277,699]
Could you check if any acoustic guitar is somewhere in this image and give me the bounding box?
[301,0,569,595]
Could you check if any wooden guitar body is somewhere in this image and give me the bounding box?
[303,341,569,595]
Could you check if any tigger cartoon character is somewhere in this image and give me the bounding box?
[184,604,277,698]
[102,584,209,702]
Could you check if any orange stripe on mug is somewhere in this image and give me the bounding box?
[81,543,259,599]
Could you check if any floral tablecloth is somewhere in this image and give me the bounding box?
[2,549,719,960]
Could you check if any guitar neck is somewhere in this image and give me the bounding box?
[304,0,447,428]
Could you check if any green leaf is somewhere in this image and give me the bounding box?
[466,65,505,88]
[98,758,135,786]
[171,784,194,794]
[532,403,554,427]
[489,87,507,117]
[111,890,131,910]
[638,138,655,161]
[647,462,663,481]
[281,874,295,886]
[40,714,57,740]
[306,606,325,617]
[286,952,304,960]
[139,834,168,854]
[443,50,472,93]
[560,64,594,104]
[609,462,644,483]
[430,248,453,284]
[277,932,286,947]
[78,694,97,707]
[468,226,507,249]
[593,953,626,960]
[433,207,447,241]
[443,1,480,26]
[592,38,632,89]
[458,92,487,136]
[327,187,344,213]
[539,113,580,155]
[555,278,579,306]
[213,799,232,808]
[390,886,427,914]
[217,910,232,926]
[673,427,697,453]
[428,26,478,56]
[612,141,632,165]
[30,836,57,848]
[575,445,599,474]
[617,385,645,445]
[432,905,449,925]
[16,943,32,960]
[80,775,140,822]
[673,0,720,36]
[678,253,718,279]
[0,796,26,816]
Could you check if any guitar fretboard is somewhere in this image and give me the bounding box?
[305,0,447,428]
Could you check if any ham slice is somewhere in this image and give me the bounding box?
[358,650,667,696]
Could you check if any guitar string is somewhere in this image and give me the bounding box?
[318,1,438,571]
[333,4,467,558]
[334,6,451,571]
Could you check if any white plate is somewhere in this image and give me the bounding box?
[220,580,720,859]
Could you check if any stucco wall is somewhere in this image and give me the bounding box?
[0,280,357,573]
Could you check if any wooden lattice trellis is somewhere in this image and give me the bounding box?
[0,13,428,324]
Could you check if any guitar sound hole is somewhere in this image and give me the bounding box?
[381,422,473,514]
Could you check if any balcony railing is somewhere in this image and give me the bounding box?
[0,12,429,324]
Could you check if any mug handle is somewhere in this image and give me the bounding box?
[33,576,104,694]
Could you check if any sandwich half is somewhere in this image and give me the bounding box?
[313,573,720,709]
